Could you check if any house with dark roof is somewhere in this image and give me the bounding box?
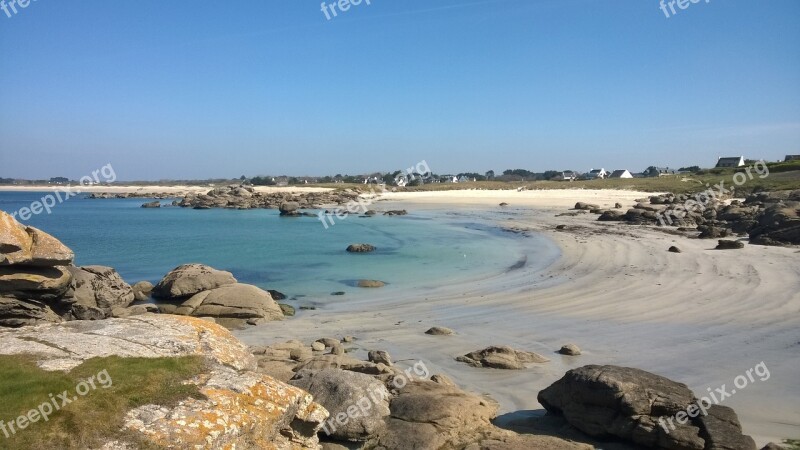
[609,169,633,179]
[644,167,676,177]
[785,155,800,162]
[715,156,745,168]
[586,168,608,179]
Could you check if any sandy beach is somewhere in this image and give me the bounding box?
[235,188,800,446]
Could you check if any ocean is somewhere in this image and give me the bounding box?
[0,191,558,305]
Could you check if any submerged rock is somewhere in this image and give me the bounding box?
[346,243,376,253]
[357,279,386,288]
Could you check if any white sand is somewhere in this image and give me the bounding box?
[236,189,800,446]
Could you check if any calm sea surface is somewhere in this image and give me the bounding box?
[0,191,558,303]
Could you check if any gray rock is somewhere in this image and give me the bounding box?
[574,202,600,210]
[290,368,391,441]
[346,243,376,253]
[558,344,581,356]
[0,265,73,301]
[457,346,549,369]
[174,283,283,323]
[0,297,61,327]
[716,239,745,250]
[368,350,392,366]
[132,281,154,302]
[425,326,454,335]
[66,266,135,315]
[152,264,237,300]
[357,280,385,288]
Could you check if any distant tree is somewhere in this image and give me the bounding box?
[288,177,300,185]
[240,175,247,180]
[49,177,70,184]
[485,170,495,180]
[250,176,276,186]
[502,169,536,180]
[457,172,486,181]
[542,170,560,180]
[678,166,701,173]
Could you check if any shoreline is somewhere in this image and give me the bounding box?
[236,190,800,446]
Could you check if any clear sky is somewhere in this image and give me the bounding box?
[1,0,798,180]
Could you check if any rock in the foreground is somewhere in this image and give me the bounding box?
[0,314,328,448]
[716,239,745,250]
[457,346,549,369]
[537,365,756,450]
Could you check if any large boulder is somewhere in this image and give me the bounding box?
[538,365,756,450]
[346,243,376,253]
[64,266,135,319]
[749,201,800,246]
[290,368,391,441]
[0,315,328,448]
[174,283,284,324]
[0,211,74,266]
[457,346,549,369]
[152,264,237,300]
[132,280,154,302]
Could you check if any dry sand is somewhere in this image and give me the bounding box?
[236,188,800,446]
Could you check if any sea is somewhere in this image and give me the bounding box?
[0,191,559,305]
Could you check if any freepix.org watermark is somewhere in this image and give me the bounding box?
[320,0,371,20]
[318,159,431,229]
[11,163,117,222]
[658,361,770,434]
[0,368,113,439]
[659,0,711,19]
[656,160,769,226]
[1,0,38,19]
[321,360,430,436]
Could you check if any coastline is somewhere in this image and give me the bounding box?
[236,189,800,446]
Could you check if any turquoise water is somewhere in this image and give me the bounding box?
[0,191,557,303]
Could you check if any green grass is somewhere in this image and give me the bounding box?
[784,439,800,450]
[0,355,206,450]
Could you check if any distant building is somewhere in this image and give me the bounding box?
[587,168,608,179]
[644,167,676,177]
[715,156,745,168]
[553,171,577,181]
[609,169,633,179]
[785,155,800,162]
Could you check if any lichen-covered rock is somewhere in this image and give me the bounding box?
[152,264,237,300]
[0,315,328,449]
[0,265,73,301]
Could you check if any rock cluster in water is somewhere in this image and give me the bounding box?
[173,185,362,211]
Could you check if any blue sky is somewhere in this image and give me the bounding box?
[1,0,798,180]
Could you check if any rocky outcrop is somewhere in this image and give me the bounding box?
[132,280,154,301]
[457,346,549,369]
[0,314,328,448]
[574,202,599,210]
[1,211,74,266]
[175,185,361,211]
[357,280,385,288]
[152,264,237,300]
[538,365,756,450]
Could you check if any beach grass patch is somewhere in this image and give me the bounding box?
[0,355,206,450]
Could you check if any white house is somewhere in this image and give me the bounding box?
[587,168,608,179]
[609,169,633,179]
[715,156,745,168]
[554,171,577,181]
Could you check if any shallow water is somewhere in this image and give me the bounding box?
[0,192,559,302]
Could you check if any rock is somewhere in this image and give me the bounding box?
[558,344,581,356]
[668,246,682,253]
[329,344,344,356]
[152,264,237,300]
[65,266,135,317]
[173,283,283,324]
[698,405,757,450]
[383,210,408,216]
[457,346,549,369]
[0,315,327,448]
[357,280,385,288]
[342,335,355,343]
[555,224,567,230]
[615,202,623,209]
[716,239,744,250]
[0,296,61,327]
[316,337,341,348]
[290,368,390,441]
[279,303,295,316]
[368,350,393,366]
[131,281,154,302]
[760,443,787,450]
[346,243,376,253]
[279,201,301,216]
[425,326,454,335]
[331,291,346,296]
[0,211,74,266]
[499,202,509,207]
[369,380,498,449]
[140,201,161,208]
[699,224,731,239]
[574,202,599,210]
[749,200,800,246]
[538,365,756,450]
[110,304,159,318]
[0,265,73,301]
[266,289,286,300]
[311,341,326,352]
[598,210,625,221]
